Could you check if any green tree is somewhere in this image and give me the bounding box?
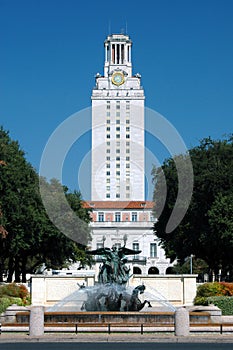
[0,127,91,282]
[153,136,233,279]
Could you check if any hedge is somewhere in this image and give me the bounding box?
[0,283,30,315]
[207,296,233,315]
[0,297,23,314]
[194,282,233,315]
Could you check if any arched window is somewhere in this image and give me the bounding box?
[148,267,159,275]
[133,266,142,274]
[166,267,176,274]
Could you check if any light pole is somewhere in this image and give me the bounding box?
[190,254,194,274]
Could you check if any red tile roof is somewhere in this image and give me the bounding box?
[82,200,154,210]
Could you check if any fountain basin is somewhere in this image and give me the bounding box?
[15,310,211,325]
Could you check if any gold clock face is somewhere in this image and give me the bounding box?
[112,72,124,86]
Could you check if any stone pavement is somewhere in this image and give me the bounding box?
[0,333,233,343]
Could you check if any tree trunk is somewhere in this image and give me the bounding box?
[21,256,27,283]
[14,257,21,282]
[0,261,3,282]
[7,257,14,282]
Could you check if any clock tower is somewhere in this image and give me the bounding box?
[91,34,145,201]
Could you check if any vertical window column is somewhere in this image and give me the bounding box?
[150,243,157,258]
[112,44,115,64]
[121,44,124,64]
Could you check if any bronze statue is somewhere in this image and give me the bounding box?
[82,245,151,312]
[86,245,141,286]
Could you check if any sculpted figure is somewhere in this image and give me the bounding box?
[86,245,141,285]
[83,245,151,311]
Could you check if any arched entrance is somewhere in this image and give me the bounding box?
[148,267,159,275]
[133,266,142,274]
[166,267,176,274]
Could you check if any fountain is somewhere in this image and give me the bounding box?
[16,245,198,328]
[81,245,152,311]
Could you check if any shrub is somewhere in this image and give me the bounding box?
[0,283,30,310]
[0,283,29,299]
[195,282,225,298]
[206,296,233,315]
[194,282,233,314]
[0,297,11,314]
[193,296,208,306]
[219,282,233,296]
[0,296,24,314]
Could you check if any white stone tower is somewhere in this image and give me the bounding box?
[91,34,145,200]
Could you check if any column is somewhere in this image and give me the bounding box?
[29,306,44,337]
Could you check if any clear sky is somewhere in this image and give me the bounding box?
[1,0,233,199]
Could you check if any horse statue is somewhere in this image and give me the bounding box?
[122,285,152,311]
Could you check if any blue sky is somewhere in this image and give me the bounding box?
[1,0,233,199]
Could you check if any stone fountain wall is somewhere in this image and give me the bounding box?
[30,273,197,307]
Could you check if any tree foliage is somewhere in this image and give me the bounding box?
[0,127,91,282]
[152,136,233,278]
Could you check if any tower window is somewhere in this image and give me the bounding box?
[116,156,120,161]
[106,112,110,116]
[126,119,130,124]
[115,212,121,222]
[126,127,130,132]
[106,149,110,153]
[106,134,110,139]
[126,156,130,161]
[116,134,120,138]
[150,243,157,258]
[116,149,120,153]
[106,163,110,168]
[116,127,120,131]
[98,212,104,222]
[116,171,120,176]
[116,119,120,124]
[106,156,110,161]
[132,212,138,222]
[107,119,110,124]
[116,164,120,168]
[106,193,110,198]
[106,171,110,175]
[106,127,110,131]
[116,193,120,198]
[126,134,130,139]
[126,163,130,168]
[116,112,120,117]
[133,242,139,252]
